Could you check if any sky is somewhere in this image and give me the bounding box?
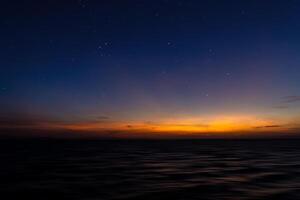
[1,0,300,138]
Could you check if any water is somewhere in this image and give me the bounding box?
[1,139,300,200]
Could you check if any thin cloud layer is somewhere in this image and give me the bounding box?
[282,96,300,103]
[254,125,282,129]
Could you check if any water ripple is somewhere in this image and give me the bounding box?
[1,139,300,200]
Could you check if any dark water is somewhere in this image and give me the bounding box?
[1,139,300,200]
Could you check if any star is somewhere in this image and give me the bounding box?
[78,0,87,8]
[208,48,216,56]
[161,70,167,75]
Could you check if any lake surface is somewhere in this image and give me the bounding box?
[1,139,300,199]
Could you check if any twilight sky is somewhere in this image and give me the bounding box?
[1,0,300,138]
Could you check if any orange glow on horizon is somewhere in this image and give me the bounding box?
[2,114,297,138]
[51,115,289,135]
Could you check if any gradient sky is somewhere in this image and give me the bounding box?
[1,0,300,138]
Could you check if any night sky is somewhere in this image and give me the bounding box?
[1,0,300,138]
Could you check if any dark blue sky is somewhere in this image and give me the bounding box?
[1,0,300,136]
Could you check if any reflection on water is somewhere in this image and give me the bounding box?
[1,139,300,199]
